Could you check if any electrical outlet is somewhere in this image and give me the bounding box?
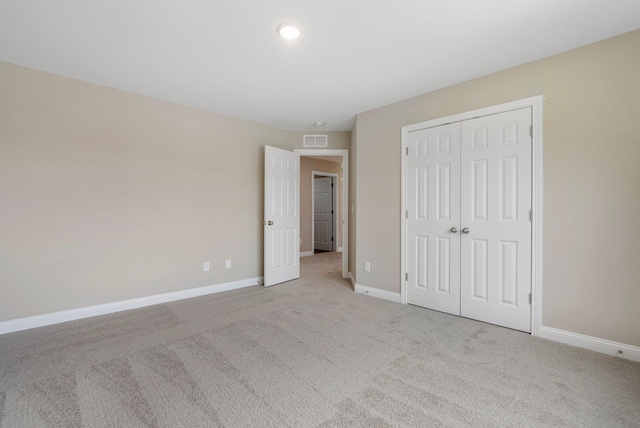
[225,259,231,269]
[203,262,210,272]
[365,262,371,272]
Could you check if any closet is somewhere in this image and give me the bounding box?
[406,107,532,332]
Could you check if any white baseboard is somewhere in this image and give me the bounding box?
[0,277,263,336]
[354,284,401,303]
[300,251,313,257]
[539,325,640,362]
[337,247,343,252]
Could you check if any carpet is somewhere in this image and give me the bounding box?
[0,252,638,427]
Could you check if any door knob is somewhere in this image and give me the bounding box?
[264,220,274,226]
[462,227,470,234]
[450,227,458,233]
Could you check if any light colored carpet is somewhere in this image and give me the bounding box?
[0,251,639,427]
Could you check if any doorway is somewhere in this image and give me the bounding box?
[295,149,349,279]
[313,173,338,253]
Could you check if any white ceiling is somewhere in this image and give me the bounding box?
[1,1,639,131]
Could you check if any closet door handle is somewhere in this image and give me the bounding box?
[450,227,458,233]
[462,227,470,234]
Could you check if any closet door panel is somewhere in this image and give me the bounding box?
[406,123,461,315]
[460,108,532,332]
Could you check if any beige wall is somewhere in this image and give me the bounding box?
[299,157,343,254]
[352,29,640,346]
[0,61,350,322]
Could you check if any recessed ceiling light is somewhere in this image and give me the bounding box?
[277,23,300,40]
[314,121,325,127]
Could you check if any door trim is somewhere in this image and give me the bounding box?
[400,95,543,337]
[311,172,339,253]
[294,149,349,279]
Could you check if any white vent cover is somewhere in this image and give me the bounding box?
[303,135,328,148]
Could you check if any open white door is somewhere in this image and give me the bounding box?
[264,146,300,287]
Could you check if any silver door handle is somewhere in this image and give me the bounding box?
[264,220,273,226]
[462,227,470,234]
[450,227,458,233]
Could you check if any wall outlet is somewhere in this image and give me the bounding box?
[225,259,231,269]
[365,262,371,272]
[203,262,210,272]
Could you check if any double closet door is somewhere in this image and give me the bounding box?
[406,108,532,332]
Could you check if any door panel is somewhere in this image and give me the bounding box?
[460,108,532,332]
[406,123,461,315]
[264,146,300,287]
[471,238,488,300]
[314,177,333,251]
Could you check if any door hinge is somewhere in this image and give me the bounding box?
[331,183,334,187]
[405,210,409,219]
[331,237,334,241]
[529,210,533,221]
[331,210,334,214]
[406,147,409,156]
[405,273,408,281]
[529,293,532,304]
[529,125,533,137]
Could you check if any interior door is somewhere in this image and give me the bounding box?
[406,123,461,315]
[264,146,300,287]
[460,108,532,332]
[314,177,333,252]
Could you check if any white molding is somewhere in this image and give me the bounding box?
[400,96,544,334]
[539,326,640,362]
[531,96,544,337]
[0,277,263,335]
[337,247,343,252]
[295,149,349,279]
[402,96,543,133]
[355,284,402,303]
[400,121,408,305]
[300,251,314,257]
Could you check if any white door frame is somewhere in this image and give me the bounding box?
[400,96,544,336]
[312,172,339,253]
[295,149,349,279]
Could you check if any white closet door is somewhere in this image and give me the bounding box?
[460,108,532,332]
[406,123,461,315]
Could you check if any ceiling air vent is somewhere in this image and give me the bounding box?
[303,135,328,148]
